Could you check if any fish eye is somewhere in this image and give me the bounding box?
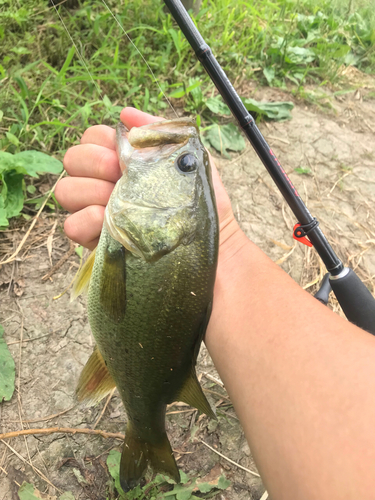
[176,153,198,174]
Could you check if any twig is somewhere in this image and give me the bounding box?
[1,440,62,493]
[266,134,290,145]
[328,171,351,196]
[21,406,75,424]
[0,464,22,489]
[0,427,125,441]
[275,243,297,266]
[41,239,76,281]
[93,388,116,429]
[202,373,224,388]
[15,300,34,468]
[199,440,260,478]
[0,170,65,266]
[203,388,231,402]
[6,331,55,346]
[166,409,195,415]
[53,256,82,300]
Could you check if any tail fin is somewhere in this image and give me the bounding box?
[120,422,179,492]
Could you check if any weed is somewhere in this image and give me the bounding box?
[0,0,374,156]
[0,150,63,227]
[106,449,231,499]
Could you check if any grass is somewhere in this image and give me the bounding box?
[0,0,374,159]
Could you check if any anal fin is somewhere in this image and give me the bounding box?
[120,422,179,492]
[177,370,216,420]
[76,346,116,405]
[71,248,96,301]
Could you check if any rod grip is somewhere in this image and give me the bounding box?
[330,269,375,334]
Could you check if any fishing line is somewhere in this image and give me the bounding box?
[100,0,178,117]
[51,0,104,98]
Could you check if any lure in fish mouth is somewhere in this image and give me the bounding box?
[72,118,219,492]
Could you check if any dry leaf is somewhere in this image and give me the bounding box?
[46,220,58,266]
[270,238,294,251]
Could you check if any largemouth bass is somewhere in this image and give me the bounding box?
[72,118,219,491]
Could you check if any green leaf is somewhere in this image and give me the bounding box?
[3,171,24,219]
[13,151,63,177]
[263,67,275,85]
[176,490,193,500]
[286,46,316,64]
[197,482,214,493]
[169,88,186,99]
[173,484,194,500]
[186,81,201,93]
[0,197,9,226]
[59,46,76,79]
[206,96,231,116]
[168,28,182,58]
[294,167,312,175]
[6,131,20,147]
[179,470,190,484]
[18,482,39,500]
[106,449,121,493]
[0,152,15,174]
[217,475,231,490]
[75,245,83,258]
[241,97,294,121]
[0,324,16,401]
[203,123,245,158]
[59,493,75,500]
[18,481,75,500]
[27,185,36,194]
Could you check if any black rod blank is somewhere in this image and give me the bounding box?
[163,0,342,275]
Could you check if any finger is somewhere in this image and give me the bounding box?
[120,107,164,129]
[64,205,105,250]
[80,125,116,149]
[55,177,114,213]
[63,144,121,183]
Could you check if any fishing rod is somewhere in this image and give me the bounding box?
[163,0,375,334]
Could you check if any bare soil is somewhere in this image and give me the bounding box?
[1,84,375,500]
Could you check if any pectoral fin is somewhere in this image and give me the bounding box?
[76,346,116,405]
[177,370,216,420]
[100,245,127,322]
[71,249,96,301]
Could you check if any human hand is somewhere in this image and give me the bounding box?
[55,107,244,259]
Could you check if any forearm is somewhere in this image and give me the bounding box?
[206,228,375,500]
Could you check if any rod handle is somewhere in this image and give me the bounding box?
[314,273,331,305]
[330,268,375,334]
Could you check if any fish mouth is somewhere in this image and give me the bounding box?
[128,118,197,148]
[116,119,198,172]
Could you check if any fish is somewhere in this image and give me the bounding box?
[72,118,219,492]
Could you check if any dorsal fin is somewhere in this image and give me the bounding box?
[71,248,96,301]
[76,346,116,405]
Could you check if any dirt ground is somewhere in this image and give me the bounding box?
[1,81,375,500]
